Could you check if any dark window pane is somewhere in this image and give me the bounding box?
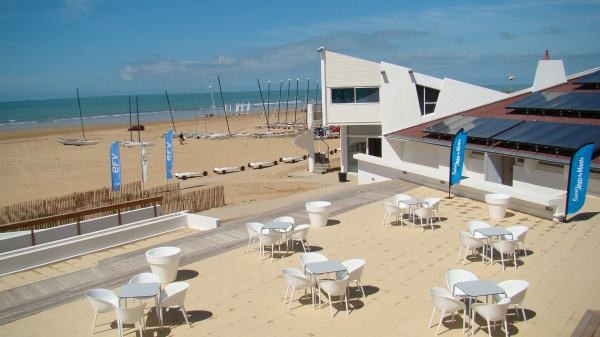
[368,138,382,157]
[425,103,436,114]
[416,85,425,114]
[356,87,379,103]
[332,88,354,103]
[425,87,440,102]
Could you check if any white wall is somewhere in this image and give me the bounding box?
[327,96,381,124]
[324,51,380,87]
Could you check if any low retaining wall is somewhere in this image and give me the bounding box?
[0,211,221,276]
[0,206,162,253]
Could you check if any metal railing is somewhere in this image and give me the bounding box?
[0,196,163,246]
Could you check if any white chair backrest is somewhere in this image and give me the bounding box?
[423,197,440,210]
[498,279,529,304]
[320,276,349,296]
[467,220,490,235]
[430,287,464,311]
[290,225,309,240]
[160,282,189,307]
[414,207,432,219]
[85,289,119,312]
[492,240,517,254]
[246,222,263,237]
[506,225,528,241]
[258,232,281,245]
[129,272,160,284]
[459,231,484,248]
[300,252,328,268]
[282,268,311,288]
[273,216,295,225]
[383,202,399,214]
[342,259,365,281]
[393,194,412,204]
[445,269,478,292]
[475,298,510,321]
[115,303,146,324]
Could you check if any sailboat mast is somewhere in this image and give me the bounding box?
[267,81,271,127]
[294,78,299,126]
[128,96,133,142]
[277,80,282,124]
[135,96,141,142]
[76,88,86,140]
[285,79,291,124]
[217,76,231,136]
[164,90,177,132]
[305,78,310,128]
[257,78,270,129]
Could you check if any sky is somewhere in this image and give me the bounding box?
[1,0,599,101]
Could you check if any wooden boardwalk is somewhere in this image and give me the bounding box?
[0,179,415,325]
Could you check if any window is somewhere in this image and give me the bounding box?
[332,87,379,103]
[416,85,440,115]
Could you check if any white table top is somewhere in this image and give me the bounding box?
[474,227,512,237]
[119,282,160,299]
[305,260,346,275]
[399,198,427,206]
[262,221,293,231]
[454,280,505,297]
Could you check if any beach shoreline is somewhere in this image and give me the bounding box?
[0,111,340,210]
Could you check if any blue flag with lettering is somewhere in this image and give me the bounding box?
[566,143,594,215]
[110,141,121,191]
[449,128,467,186]
[165,130,173,180]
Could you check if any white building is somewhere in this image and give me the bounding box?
[319,48,600,220]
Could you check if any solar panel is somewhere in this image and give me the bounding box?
[574,70,600,84]
[506,92,600,112]
[492,121,600,151]
[424,116,523,139]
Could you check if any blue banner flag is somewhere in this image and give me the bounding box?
[449,128,468,186]
[566,142,594,216]
[165,130,173,180]
[110,141,121,191]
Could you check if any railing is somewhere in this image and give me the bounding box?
[0,196,163,246]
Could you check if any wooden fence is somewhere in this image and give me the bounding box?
[0,182,225,230]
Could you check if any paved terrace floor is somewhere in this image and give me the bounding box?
[0,180,599,337]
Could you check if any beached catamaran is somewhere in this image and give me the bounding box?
[120,96,154,147]
[56,89,99,146]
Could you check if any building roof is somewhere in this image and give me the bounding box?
[386,71,600,168]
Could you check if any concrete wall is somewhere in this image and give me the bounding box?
[0,206,162,253]
[324,51,380,87]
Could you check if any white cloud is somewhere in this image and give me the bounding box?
[59,0,94,14]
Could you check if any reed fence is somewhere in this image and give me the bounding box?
[0,181,225,230]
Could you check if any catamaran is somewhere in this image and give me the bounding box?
[56,89,98,146]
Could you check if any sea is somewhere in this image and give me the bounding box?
[0,84,525,132]
[0,90,321,131]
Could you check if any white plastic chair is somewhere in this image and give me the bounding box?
[245,222,263,252]
[319,276,350,318]
[382,202,401,227]
[494,280,529,322]
[115,303,146,337]
[393,194,412,221]
[258,232,283,261]
[468,220,491,239]
[471,298,511,337]
[429,287,467,336]
[158,281,191,327]
[289,224,310,252]
[413,207,434,231]
[445,269,478,298]
[282,267,312,311]
[85,288,119,333]
[423,197,441,222]
[128,272,160,285]
[491,240,518,271]
[457,231,485,264]
[300,252,328,278]
[341,259,366,298]
[273,216,295,226]
[504,225,529,256]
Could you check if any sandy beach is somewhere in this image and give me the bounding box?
[0,112,341,208]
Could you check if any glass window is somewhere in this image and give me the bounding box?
[416,85,440,116]
[356,88,379,103]
[331,88,354,103]
[368,138,382,157]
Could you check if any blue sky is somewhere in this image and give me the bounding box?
[1,0,599,101]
